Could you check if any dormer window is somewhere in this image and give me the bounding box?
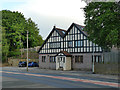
[62,31,65,34]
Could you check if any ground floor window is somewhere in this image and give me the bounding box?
[42,56,46,62]
[75,55,83,63]
[50,56,56,63]
[92,55,102,63]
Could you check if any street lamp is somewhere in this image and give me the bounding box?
[27,30,28,71]
[92,43,95,74]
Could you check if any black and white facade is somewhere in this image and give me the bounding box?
[38,23,103,70]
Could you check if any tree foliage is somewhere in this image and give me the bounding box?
[1,10,44,62]
[83,2,120,49]
[2,27,9,62]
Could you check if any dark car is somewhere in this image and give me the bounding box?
[28,62,39,67]
[18,61,27,67]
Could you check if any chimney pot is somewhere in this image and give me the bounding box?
[54,24,56,28]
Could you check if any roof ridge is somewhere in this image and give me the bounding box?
[73,23,85,27]
[55,28,67,32]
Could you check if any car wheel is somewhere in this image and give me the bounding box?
[33,65,35,67]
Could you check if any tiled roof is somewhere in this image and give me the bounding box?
[55,28,66,38]
[74,23,87,35]
[60,51,72,57]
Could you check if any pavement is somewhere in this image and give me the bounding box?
[2,67,119,80]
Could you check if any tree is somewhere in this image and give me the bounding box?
[1,10,44,60]
[83,2,120,49]
[2,27,9,62]
[2,10,26,52]
[23,18,43,48]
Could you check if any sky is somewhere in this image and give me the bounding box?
[1,0,87,39]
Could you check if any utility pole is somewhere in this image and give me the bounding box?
[27,31,28,71]
[20,35,22,60]
[92,43,95,74]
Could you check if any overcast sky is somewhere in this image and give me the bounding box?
[1,0,87,39]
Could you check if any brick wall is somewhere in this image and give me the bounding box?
[39,54,56,69]
[72,53,102,71]
[39,53,102,71]
[8,58,39,66]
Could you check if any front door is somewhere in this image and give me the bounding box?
[59,57,63,68]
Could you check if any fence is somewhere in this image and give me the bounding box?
[95,48,120,74]
[103,50,119,63]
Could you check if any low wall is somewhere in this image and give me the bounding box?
[8,59,39,66]
[95,63,119,75]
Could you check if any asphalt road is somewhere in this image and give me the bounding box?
[1,67,119,89]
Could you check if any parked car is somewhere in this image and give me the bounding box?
[18,61,27,67]
[28,62,39,67]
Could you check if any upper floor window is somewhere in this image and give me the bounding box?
[75,41,83,47]
[49,42,60,49]
[68,41,73,47]
[42,56,46,62]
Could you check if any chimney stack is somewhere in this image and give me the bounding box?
[54,24,56,29]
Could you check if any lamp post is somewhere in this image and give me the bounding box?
[27,30,28,71]
[20,35,22,60]
[92,43,95,74]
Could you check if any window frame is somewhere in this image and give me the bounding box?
[50,56,56,63]
[68,41,73,48]
[49,42,60,49]
[42,56,46,62]
[75,40,83,47]
[75,55,83,63]
[92,55,102,63]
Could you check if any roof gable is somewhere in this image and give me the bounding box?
[38,23,87,53]
[63,23,86,37]
[38,26,66,53]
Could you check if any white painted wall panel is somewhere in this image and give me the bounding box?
[70,29,72,34]
[75,48,77,52]
[75,27,77,33]
[84,40,86,46]
[81,48,83,52]
[81,34,83,39]
[75,35,77,40]
[87,48,89,52]
[87,40,89,46]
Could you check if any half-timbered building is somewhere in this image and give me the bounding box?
[38,23,103,70]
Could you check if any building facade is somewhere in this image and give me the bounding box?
[38,23,103,70]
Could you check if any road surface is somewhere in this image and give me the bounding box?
[1,67,119,89]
